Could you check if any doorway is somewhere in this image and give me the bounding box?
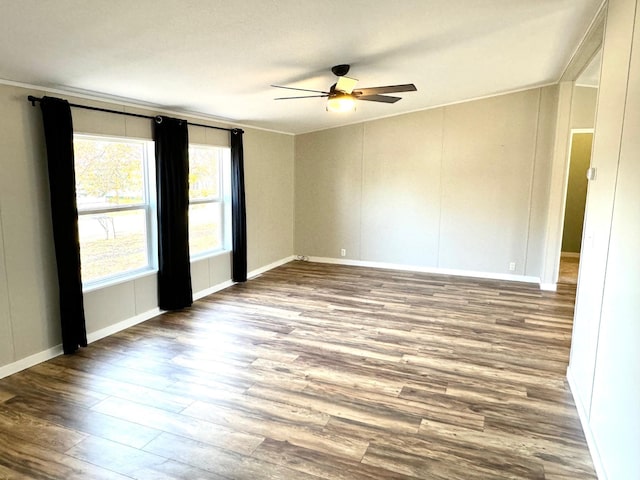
[559,130,593,284]
[555,48,601,286]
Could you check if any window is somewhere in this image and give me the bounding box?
[188,145,230,258]
[74,135,156,286]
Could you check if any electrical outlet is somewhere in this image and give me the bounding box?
[340,248,346,257]
[509,262,516,272]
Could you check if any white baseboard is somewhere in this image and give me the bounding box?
[567,366,607,480]
[0,344,64,380]
[86,308,162,344]
[306,256,541,284]
[193,256,294,300]
[540,283,558,291]
[0,309,163,380]
[248,255,295,279]
[193,280,234,301]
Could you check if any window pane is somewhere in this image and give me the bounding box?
[189,203,222,255]
[189,147,219,200]
[74,138,145,209]
[78,210,149,282]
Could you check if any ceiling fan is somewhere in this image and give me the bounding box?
[272,64,417,112]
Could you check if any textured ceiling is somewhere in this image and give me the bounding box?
[0,0,603,134]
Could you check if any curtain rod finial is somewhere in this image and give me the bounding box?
[28,95,41,106]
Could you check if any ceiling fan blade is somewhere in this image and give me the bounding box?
[274,94,329,100]
[336,76,358,94]
[357,94,402,104]
[354,84,417,96]
[271,85,330,94]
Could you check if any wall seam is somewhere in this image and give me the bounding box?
[436,108,446,267]
[292,136,296,256]
[359,124,365,261]
[0,205,16,361]
[523,89,543,275]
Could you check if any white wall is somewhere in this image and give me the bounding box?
[295,87,559,280]
[568,0,640,478]
[0,83,294,376]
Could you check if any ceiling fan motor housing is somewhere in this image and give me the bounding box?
[331,64,351,77]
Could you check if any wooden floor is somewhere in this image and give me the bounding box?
[0,261,596,479]
[558,255,580,285]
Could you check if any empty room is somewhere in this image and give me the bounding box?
[0,1,638,479]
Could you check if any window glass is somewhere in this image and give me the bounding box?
[75,139,145,208]
[74,135,155,286]
[189,203,222,254]
[189,146,220,200]
[188,145,229,258]
[77,209,149,281]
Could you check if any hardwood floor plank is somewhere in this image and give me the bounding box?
[0,388,15,404]
[4,393,162,449]
[128,459,227,480]
[250,357,406,397]
[0,404,87,453]
[418,419,596,478]
[0,368,108,409]
[181,400,369,461]
[65,435,167,476]
[246,384,423,434]
[49,354,175,391]
[0,462,33,480]
[363,438,546,480]
[91,396,264,456]
[143,432,323,480]
[29,362,194,414]
[250,438,419,480]
[0,431,131,480]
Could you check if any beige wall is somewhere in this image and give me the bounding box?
[361,110,443,265]
[571,86,598,128]
[244,128,294,271]
[0,83,294,372]
[0,85,61,362]
[295,124,364,259]
[295,87,559,278]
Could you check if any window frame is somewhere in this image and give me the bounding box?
[74,133,157,291]
[188,144,231,260]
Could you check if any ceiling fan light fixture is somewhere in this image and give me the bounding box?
[326,93,355,112]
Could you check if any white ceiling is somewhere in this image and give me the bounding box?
[0,0,602,134]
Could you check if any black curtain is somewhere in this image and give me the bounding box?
[39,96,87,354]
[154,116,193,310]
[230,129,247,282]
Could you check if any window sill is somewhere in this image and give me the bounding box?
[190,249,230,263]
[82,268,158,294]
[82,250,231,294]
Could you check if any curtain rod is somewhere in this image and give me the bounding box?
[27,95,242,134]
